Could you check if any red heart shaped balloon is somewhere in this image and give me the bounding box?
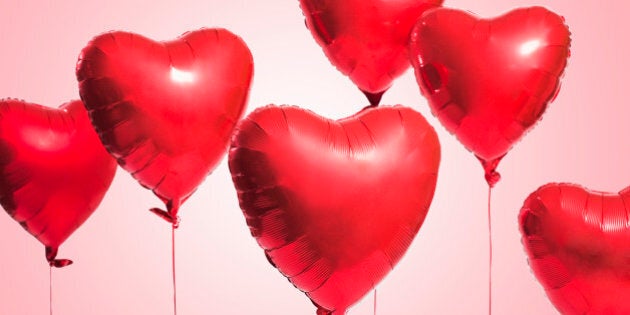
[229,105,440,314]
[77,28,253,223]
[300,0,443,105]
[520,183,630,315]
[0,99,117,266]
[409,7,570,186]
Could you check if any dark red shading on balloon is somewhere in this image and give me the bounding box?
[520,183,630,315]
[229,105,440,314]
[300,0,443,105]
[0,99,117,266]
[409,7,570,186]
[76,28,253,223]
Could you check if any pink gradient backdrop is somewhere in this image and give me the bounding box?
[0,0,626,314]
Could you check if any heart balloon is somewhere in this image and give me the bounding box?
[520,183,630,315]
[300,0,443,105]
[77,28,253,224]
[229,105,440,314]
[0,99,117,267]
[409,7,570,186]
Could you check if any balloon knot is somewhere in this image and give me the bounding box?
[149,208,180,228]
[315,307,345,315]
[476,155,504,188]
[50,259,73,268]
[45,246,73,268]
[316,307,332,315]
[485,170,501,188]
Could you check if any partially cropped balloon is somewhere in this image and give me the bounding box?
[520,183,630,315]
[300,0,443,106]
[76,28,253,224]
[409,7,570,186]
[229,105,440,314]
[0,99,117,267]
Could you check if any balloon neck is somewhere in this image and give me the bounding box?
[361,90,385,107]
[476,155,504,188]
[45,246,73,268]
[150,199,181,228]
[316,307,346,315]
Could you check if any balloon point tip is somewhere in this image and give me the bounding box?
[361,90,385,107]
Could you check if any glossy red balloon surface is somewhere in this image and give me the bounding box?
[520,183,630,315]
[0,99,117,266]
[409,7,570,185]
[300,0,443,105]
[229,105,440,314]
[77,29,253,222]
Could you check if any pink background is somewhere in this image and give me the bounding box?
[0,0,626,314]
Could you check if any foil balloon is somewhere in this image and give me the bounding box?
[409,7,570,186]
[77,28,253,224]
[229,105,440,314]
[0,99,117,267]
[520,183,630,315]
[300,0,443,106]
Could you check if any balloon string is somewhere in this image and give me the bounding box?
[49,265,53,315]
[172,224,178,315]
[488,186,493,315]
[373,288,377,315]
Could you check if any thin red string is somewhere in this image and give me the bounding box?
[488,187,493,315]
[373,288,377,315]
[49,265,53,315]
[172,224,178,315]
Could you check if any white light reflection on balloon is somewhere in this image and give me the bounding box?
[519,39,541,56]
[170,67,195,83]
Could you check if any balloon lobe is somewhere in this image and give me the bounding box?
[300,0,444,105]
[0,99,117,265]
[229,105,440,314]
[409,7,570,185]
[520,183,630,314]
[77,28,254,222]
